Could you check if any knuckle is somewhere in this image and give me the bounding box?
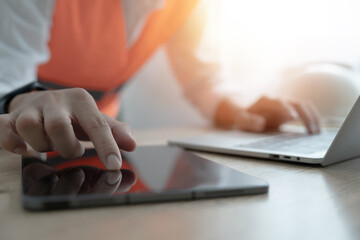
[117,122,131,131]
[40,90,55,99]
[45,117,71,135]
[89,115,109,130]
[0,131,14,148]
[0,115,11,128]
[259,96,271,102]
[71,88,92,101]
[0,115,24,151]
[16,114,42,132]
[33,91,57,105]
[0,130,23,152]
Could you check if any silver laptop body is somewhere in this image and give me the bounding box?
[169,97,360,166]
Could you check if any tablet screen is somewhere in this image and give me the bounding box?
[22,146,268,210]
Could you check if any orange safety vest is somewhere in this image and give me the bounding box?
[38,0,199,117]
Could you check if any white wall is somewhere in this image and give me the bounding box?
[122,0,360,128]
[121,48,208,129]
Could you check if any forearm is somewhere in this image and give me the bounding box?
[165,0,238,120]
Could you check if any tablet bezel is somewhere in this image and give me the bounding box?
[22,146,268,211]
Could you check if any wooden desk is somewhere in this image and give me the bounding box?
[1,127,360,240]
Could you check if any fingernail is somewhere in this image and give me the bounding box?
[106,171,121,185]
[128,129,136,142]
[105,154,121,170]
[130,133,136,142]
[13,146,26,155]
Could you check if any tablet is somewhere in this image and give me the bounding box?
[22,145,268,210]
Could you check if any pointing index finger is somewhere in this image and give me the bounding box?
[73,106,122,170]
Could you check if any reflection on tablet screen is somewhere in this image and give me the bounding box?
[22,146,268,210]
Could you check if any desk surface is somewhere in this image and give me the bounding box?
[1,127,360,240]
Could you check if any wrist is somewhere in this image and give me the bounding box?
[215,96,246,128]
[0,82,47,114]
[8,92,26,113]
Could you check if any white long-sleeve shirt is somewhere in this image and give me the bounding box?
[0,0,232,120]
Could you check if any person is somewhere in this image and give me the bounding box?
[0,0,320,170]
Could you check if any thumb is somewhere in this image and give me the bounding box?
[235,111,266,133]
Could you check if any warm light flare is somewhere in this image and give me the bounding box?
[214,0,360,99]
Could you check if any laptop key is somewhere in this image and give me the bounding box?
[237,131,337,154]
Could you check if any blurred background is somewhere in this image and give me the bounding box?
[122,0,360,129]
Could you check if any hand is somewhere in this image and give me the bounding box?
[215,96,320,134]
[0,88,136,169]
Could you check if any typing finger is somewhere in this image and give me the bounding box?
[235,111,266,132]
[291,101,319,134]
[304,101,321,134]
[249,96,298,121]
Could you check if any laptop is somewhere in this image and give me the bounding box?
[169,97,360,166]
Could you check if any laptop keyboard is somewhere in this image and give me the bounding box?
[237,131,337,154]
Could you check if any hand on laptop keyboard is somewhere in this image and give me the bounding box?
[215,96,321,134]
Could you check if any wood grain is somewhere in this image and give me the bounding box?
[1,127,360,240]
